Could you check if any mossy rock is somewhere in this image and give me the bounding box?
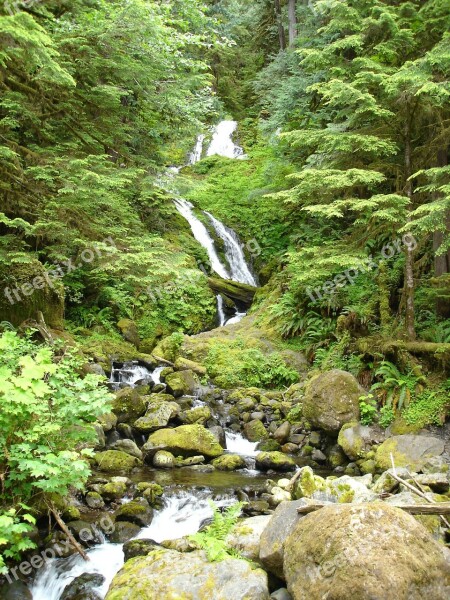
[135,483,164,506]
[165,369,199,397]
[256,439,281,452]
[114,500,153,527]
[85,491,105,510]
[303,370,363,432]
[338,422,383,461]
[244,419,268,442]
[143,424,224,459]
[174,357,207,376]
[98,412,118,432]
[94,450,142,473]
[109,521,141,544]
[153,450,176,469]
[179,406,212,425]
[100,479,128,501]
[211,454,246,471]
[255,451,296,472]
[134,402,178,433]
[375,435,445,472]
[123,539,161,562]
[117,319,140,348]
[111,388,147,424]
[284,503,450,599]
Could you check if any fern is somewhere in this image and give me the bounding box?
[189,501,245,562]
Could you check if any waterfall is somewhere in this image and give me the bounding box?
[109,363,166,390]
[30,490,234,600]
[205,212,257,286]
[188,134,205,165]
[225,430,259,457]
[217,295,226,327]
[206,120,245,160]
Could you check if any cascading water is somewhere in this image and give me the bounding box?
[30,490,234,600]
[207,120,246,159]
[188,134,205,165]
[225,431,258,457]
[110,363,166,389]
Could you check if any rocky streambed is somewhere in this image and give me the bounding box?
[3,360,450,600]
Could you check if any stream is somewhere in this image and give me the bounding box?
[29,121,267,599]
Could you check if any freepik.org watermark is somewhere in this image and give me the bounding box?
[306,234,417,304]
[4,514,115,584]
[3,237,116,307]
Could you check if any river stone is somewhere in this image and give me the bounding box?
[114,500,153,527]
[283,503,450,600]
[375,434,445,472]
[180,406,212,425]
[100,478,128,501]
[0,581,33,600]
[117,318,140,348]
[134,402,178,433]
[98,412,118,432]
[94,450,142,473]
[143,424,224,459]
[152,450,176,468]
[165,369,199,397]
[123,539,161,561]
[109,439,143,460]
[338,421,384,460]
[371,467,411,494]
[212,454,246,471]
[105,549,270,600]
[85,491,105,509]
[61,573,105,600]
[303,370,363,432]
[174,357,207,376]
[111,388,146,424]
[256,451,296,472]
[259,499,313,578]
[108,521,141,544]
[226,515,272,562]
[244,420,269,442]
[274,422,291,444]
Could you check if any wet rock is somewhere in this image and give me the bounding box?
[375,435,446,472]
[180,406,212,425]
[257,439,281,452]
[94,450,142,473]
[303,370,363,432]
[152,450,176,468]
[85,491,105,510]
[165,369,199,397]
[100,478,128,501]
[0,581,33,600]
[226,515,272,562]
[134,401,178,433]
[108,521,141,544]
[174,357,207,376]
[143,424,224,459]
[179,455,205,466]
[114,500,153,527]
[274,422,291,444]
[61,573,105,600]
[212,454,246,471]
[105,549,270,600]
[243,500,271,516]
[244,419,269,442]
[311,449,326,462]
[338,421,384,460]
[112,388,146,424]
[109,439,143,460]
[98,412,118,432]
[255,452,296,472]
[117,318,140,348]
[67,521,103,545]
[123,538,161,561]
[284,503,450,600]
[135,482,163,505]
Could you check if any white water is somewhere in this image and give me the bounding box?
[217,295,226,326]
[110,363,166,389]
[225,311,247,326]
[225,430,259,457]
[188,134,205,165]
[151,366,165,385]
[30,490,234,600]
[174,198,230,280]
[207,120,245,160]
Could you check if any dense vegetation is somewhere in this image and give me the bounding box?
[0,0,449,575]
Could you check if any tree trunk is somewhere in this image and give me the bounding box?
[274,0,286,51]
[288,0,297,46]
[404,118,416,340]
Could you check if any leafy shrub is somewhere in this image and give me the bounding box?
[359,394,377,425]
[402,389,449,428]
[0,509,36,575]
[371,361,426,411]
[189,502,244,562]
[378,406,395,428]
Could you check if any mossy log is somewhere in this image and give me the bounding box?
[207,276,257,305]
[356,338,450,364]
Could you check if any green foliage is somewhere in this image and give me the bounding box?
[0,331,112,501]
[402,387,449,428]
[378,406,395,429]
[204,338,299,389]
[359,394,377,426]
[371,361,427,411]
[0,508,36,575]
[189,501,244,562]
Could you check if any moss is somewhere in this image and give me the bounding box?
[255,451,296,472]
[101,480,128,501]
[112,388,147,424]
[182,406,212,425]
[94,450,142,473]
[244,419,268,442]
[144,424,224,458]
[211,454,246,471]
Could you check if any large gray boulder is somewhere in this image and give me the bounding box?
[143,424,224,459]
[226,516,272,563]
[105,549,270,599]
[375,434,445,472]
[303,370,363,432]
[283,503,450,600]
[338,422,384,460]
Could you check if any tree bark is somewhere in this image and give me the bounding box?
[274,0,286,51]
[404,117,416,340]
[288,0,297,46]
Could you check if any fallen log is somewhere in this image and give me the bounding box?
[207,277,257,305]
[297,503,450,516]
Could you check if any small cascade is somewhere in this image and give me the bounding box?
[217,295,226,326]
[205,212,257,286]
[225,430,259,457]
[30,490,234,600]
[151,366,165,385]
[174,199,230,280]
[188,134,205,165]
[206,120,246,160]
[109,362,152,388]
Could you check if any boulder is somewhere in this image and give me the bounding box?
[100,478,128,501]
[94,450,142,473]
[114,500,153,527]
[112,388,146,424]
[134,402,178,433]
[259,499,312,578]
[338,421,384,460]
[117,318,140,348]
[226,515,272,562]
[0,581,33,600]
[180,406,212,425]
[212,454,246,471]
[61,573,104,600]
[165,370,199,397]
[85,492,105,510]
[98,412,118,432]
[143,424,224,459]
[303,370,363,432]
[135,482,164,505]
[283,503,450,600]
[371,467,411,494]
[244,420,269,442]
[105,549,270,600]
[108,521,141,544]
[255,452,296,472]
[292,467,375,503]
[274,422,291,444]
[109,439,143,460]
[375,435,445,472]
[152,450,176,469]
[174,357,207,376]
[123,539,161,562]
